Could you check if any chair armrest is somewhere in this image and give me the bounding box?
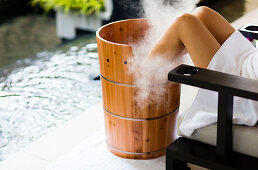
[239,24,258,40]
[168,64,258,101]
[168,64,258,159]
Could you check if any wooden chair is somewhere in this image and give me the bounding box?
[166,25,258,170]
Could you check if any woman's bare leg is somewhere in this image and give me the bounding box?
[148,13,220,68]
[147,7,235,68]
[192,6,235,45]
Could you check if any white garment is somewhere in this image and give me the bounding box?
[180,30,258,137]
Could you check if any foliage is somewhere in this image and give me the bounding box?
[31,0,105,15]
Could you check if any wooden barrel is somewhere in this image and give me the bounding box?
[96,19,180,159]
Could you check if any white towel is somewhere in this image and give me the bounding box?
[180,30,258,137]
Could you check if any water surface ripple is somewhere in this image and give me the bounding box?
[0,42,101,160]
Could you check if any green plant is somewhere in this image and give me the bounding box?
[31,0,105,15]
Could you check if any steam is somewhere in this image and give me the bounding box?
[129,0,198,107]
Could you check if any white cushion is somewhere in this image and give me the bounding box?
[177,113,258,158]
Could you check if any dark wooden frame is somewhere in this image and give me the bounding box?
[166,64,258,170]
[166,25,258,170]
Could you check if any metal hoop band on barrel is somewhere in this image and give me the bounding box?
[106,142,166,155]
[104,107,179,121]
[100,74,169,87]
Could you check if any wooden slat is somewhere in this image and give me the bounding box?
[101,76,180,118]
[96,19,150,84]
[167,138,258,170]
[97,19,181,159]
[105,109,178,159]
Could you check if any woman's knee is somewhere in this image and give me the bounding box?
[175,13,200,28]
[192,6,214,17]
[192,6,220,23]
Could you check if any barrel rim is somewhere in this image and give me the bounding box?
[96,18,148,47]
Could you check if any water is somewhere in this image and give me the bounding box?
[0,39,102,161]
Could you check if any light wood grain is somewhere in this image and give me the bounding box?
[104,109,178,159]
[101,77,180,118]
[96,19,150,84]
[96,19,181,159]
